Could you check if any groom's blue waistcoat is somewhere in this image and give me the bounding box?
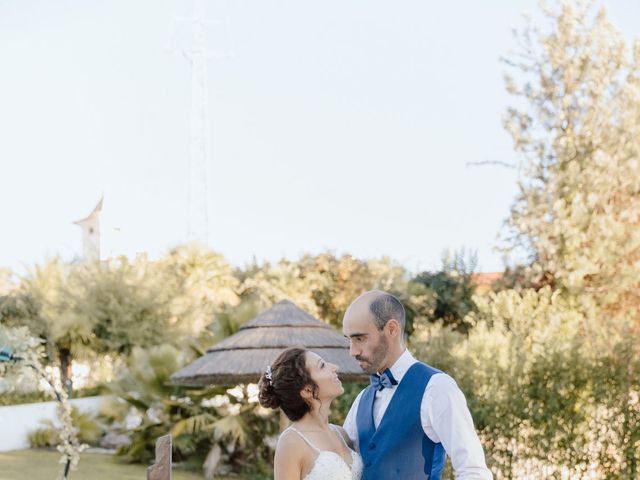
[356,362,446,480]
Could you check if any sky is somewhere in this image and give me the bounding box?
[0,0,638,275]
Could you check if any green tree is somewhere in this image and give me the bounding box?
[237,258,321,317]
[106,345,277,479]
[298,253,411,327]
[238,252,425,333]
[425,2,640,476]
[412,249,477,332]
[73,257,183,359]
[411,288,595,478]
[502,1,640,321]
[0,268,15,295]
[0,324,86,479]
[0,246,240,388]
[501,4,640,473]
[159,243,240,338]
[0,259,88,388]
[411,3,640,478]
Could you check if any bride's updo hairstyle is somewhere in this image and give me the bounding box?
[258,347,319,421]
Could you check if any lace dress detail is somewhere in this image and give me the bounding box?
[286,425,363,480]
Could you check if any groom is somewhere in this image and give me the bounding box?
[342,290,492,479]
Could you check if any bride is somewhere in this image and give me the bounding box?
[258,347,363,480]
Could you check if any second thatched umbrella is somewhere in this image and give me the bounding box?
[171,300,367,387]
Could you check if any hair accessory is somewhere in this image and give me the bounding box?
[265,365,273,385]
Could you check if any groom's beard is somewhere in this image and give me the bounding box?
[355,334,389,374]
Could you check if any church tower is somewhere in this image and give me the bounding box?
[73,196,103,261]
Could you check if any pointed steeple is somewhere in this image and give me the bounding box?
[73,196,103,261]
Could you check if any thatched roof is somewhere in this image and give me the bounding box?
[171,300,367,386]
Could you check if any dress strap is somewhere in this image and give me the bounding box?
[286,426,321,453]
[329,424,349,449]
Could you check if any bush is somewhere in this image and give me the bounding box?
[410,287,640,479]
[0,385,106,406]
[412,249,478,333]
[28,422,58,448]
[101,345,281,479]
[28,406,103,448]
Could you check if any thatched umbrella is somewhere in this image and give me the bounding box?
[171,300,367,386]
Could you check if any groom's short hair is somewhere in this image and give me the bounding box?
[369,293,405,331]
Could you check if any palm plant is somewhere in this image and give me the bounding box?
[105,343,277,479]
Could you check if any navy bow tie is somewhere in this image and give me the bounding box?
[370,368,398,391]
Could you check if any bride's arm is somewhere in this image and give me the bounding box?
[274,430,305,480]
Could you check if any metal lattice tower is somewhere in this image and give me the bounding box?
[169,0,232,244]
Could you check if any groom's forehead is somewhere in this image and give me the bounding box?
[345,301,374,322]
[343,313,376,336]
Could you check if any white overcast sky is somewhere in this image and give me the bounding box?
[0,0,638,274]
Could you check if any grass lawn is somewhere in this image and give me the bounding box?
[0,449,230,480]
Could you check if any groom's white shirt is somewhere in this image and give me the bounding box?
[343,349,493,479]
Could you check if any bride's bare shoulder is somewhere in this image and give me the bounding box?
[275,428,311,460]
[277,428,305,450]
[274,429,307,479]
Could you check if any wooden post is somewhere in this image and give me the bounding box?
[147,434,172,480]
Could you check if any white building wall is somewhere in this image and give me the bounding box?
[0,395,107,452]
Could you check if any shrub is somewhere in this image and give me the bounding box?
[28,406,103,448]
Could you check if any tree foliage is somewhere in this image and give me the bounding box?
[0,244,240,387]
[0,324,86,479]
[411,3,640,477]
[412,249,478,332]
[237,253,426,332]
[502,1,640,321]
[105,345,277,479]
[412,288,596,478]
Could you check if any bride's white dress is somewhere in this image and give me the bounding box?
[285,425,363,480]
